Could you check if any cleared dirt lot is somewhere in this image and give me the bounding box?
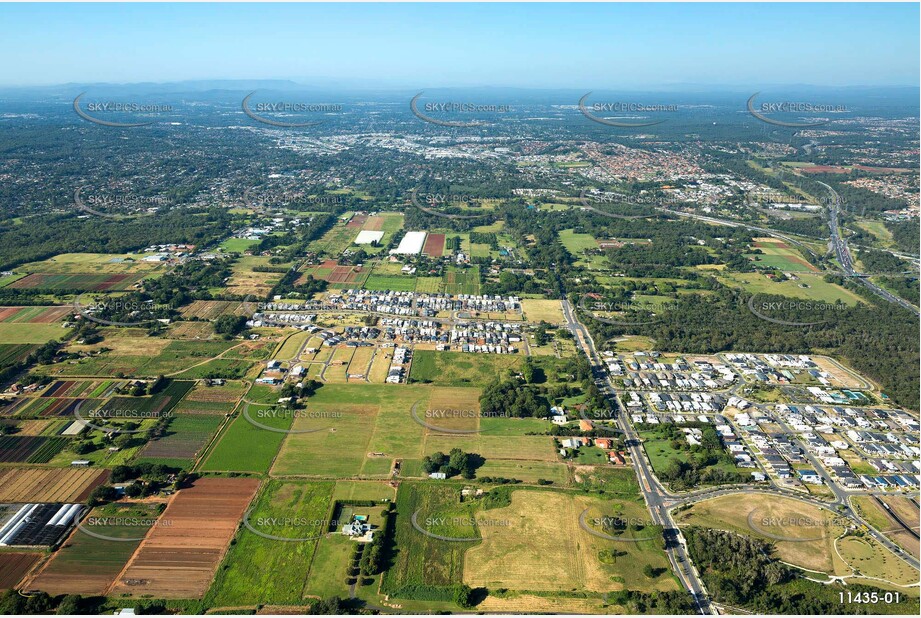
[109,477,260,599]
[0,468,109,502]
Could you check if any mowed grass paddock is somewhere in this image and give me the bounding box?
[206,480,335,606]
[270,383,560,478]
[520,299,565,324]
[409,350,522,386]
[199,404,292,473]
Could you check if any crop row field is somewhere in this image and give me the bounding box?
[110,477,261,599]
[15,253,170,275]
[0,343,37,366]
[0,306,73,323]
[0,553,42,590]
[135,413,225,469]
[41,379,125,399]
[4,273,144,291]
[2,396,99,419]
[0,467,110,502]
[747,237,820,273]
[0,435,69,463]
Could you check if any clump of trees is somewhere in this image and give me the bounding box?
[422,448,483,479]
[479,379,549,418]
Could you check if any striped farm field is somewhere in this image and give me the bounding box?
[0,306,73,323]
[110,477,261,599]
[179,300,247,320]
[0,435,69,463]
[136,413,224,466]
[10,397,101,419]
[0,467,110,502]
[41,379,123,399]
[0,343,37,366]
[27,502,163,596]
[6,272,142,291]
[747,237,819,273]
[0,553,41,590]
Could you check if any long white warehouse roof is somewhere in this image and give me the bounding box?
[390,231,427,255]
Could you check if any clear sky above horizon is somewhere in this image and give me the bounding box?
[0,2,918,88]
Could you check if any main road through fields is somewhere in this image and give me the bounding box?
[561,300,715,615]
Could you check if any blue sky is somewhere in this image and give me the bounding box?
[0,2,917,87]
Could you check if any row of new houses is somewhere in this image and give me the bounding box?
[386,347,411,384]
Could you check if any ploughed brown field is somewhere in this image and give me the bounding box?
[109,477,260,599]
[0,553,42,589]
[346,213,368,228]
[423,233,445,257]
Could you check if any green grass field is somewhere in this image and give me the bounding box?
[559,229,599,254]
[444,266,480,295]
[409,350,522,386]
[206,480,334,606]
[0,323,66,344]
[718,271,864,305]
[199,404,292,473]
[271,384,434,477]
[382,482,478,601]
[364,274,417,292]
[476,460,570,484]
[220,237,261,253]
[415,276,443,293]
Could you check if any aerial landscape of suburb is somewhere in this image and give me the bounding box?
[0,2,918,616]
